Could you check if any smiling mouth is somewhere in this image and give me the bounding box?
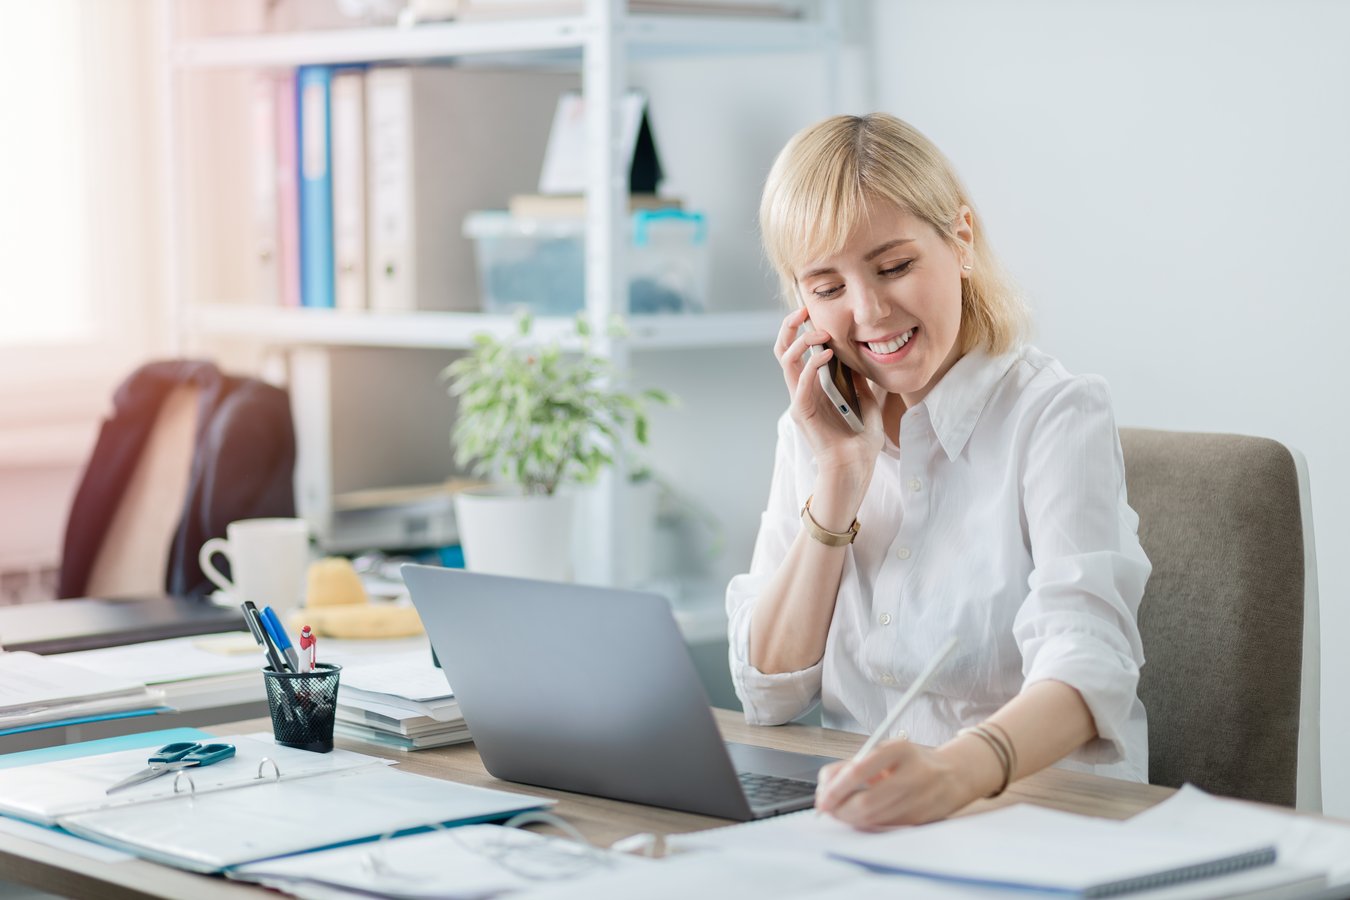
[862,328,916,356]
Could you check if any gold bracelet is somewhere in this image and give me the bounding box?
[800,495,860,547]
[958,725,1012,798]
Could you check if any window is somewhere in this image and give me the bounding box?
[0,1,162,450]
[0,1,91,347]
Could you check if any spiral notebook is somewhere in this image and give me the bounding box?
[828,804,1276,897]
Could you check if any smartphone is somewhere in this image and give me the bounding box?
[803,319,865,433]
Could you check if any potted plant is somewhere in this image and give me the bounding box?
[442,312,672,581]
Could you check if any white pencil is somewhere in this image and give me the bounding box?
[819,636,959,814]
[852,636,959,762]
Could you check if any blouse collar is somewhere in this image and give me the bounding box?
[909,345,1023,461]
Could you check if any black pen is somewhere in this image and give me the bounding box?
[243,601,288,673]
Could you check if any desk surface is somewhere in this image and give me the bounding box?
[0,709,1177,900]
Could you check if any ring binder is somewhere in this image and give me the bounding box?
[171,772,194,796]
[256,757,281,781]
[357,810,617,885]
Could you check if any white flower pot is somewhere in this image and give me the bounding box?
[453,487,575,582]
[620,478,660,587]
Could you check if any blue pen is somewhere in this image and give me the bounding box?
[261,607,301,673]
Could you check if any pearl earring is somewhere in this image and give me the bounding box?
[961,264,973,272]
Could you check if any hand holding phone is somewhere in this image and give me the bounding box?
[803,319,865,434]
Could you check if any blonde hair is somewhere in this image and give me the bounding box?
[760,113,1027,355]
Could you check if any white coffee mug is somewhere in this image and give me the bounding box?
[198,518,310,612]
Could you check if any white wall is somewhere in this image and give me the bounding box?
[871,0,1350,814]
[626,40,872,589]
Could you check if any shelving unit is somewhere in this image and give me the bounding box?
[162,0,840,591]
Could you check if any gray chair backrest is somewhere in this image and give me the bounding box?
[1120,428,1310,807]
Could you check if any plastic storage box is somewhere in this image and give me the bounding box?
[463,209,708,315]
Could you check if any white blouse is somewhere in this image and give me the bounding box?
[726,345,1151,781]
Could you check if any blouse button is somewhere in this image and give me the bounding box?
[879,613,892,626]
[880,673,896,685]
[909,477,922,492]
[895,546,911,560]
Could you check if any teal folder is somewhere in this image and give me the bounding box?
[0,727,211,770]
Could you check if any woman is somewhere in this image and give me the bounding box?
[727,113,1150,829]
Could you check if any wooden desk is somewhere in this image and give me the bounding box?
[0,709,1175,900]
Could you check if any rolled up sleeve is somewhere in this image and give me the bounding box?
[1013,377,1151,764]
[726,414,823,725]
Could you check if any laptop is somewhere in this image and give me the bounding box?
[402,565,838,821]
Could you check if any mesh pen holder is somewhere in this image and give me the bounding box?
[263,663,342,753]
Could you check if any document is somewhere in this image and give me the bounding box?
[231,823,644,899]
[54,635,262,684]
[0,651,163,732]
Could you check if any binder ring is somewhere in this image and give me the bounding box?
[363,822,449,880]
[256,757,282,782]
[172,771,195,796]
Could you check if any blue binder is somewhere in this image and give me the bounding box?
[297,65,335,309]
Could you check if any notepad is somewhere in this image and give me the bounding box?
[829,804,1276,897]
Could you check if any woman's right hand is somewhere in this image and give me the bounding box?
[775,307,886,481]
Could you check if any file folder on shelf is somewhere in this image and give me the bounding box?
[298,64,335,309]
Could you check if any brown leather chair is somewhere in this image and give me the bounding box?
[1121,428,1320,810]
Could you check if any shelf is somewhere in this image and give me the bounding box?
[171,15,828,70]
[191,304,783,350]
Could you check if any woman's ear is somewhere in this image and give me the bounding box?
[953,205,975,263]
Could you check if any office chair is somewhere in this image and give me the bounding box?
[58,360,297,600]
[1120,428,1320,810]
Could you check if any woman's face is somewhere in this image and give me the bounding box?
[796,201,973,409]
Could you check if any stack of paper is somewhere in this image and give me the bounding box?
[0,652,165,735]
[336,657,470,751]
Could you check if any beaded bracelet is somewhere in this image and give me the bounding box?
[958,724,1014,797]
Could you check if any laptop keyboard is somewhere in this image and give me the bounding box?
[738,771,817,808]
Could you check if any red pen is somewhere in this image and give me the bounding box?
[299,625,317,672]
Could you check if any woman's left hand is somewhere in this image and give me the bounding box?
[814,739,978,829]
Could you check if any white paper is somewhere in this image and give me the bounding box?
[830,804,1275,893]
[233,823,636,899]
[0,733,387,826]
[1128,784,1350,886]
[667,808,861,854]
[520,849,864,900]
[54,635,262,685]
[0,651,148,712]
[339,658,453,701]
